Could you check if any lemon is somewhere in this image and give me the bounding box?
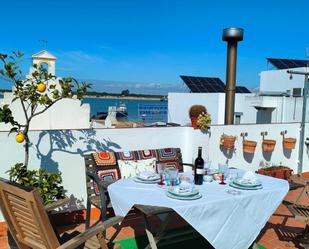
[37,83,46,93]
[15,133,25,143]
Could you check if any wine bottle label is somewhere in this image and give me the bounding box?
[196,168,204,174]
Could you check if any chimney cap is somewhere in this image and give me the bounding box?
[222,28,244,42]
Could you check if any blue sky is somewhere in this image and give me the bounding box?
[1,0,309,94]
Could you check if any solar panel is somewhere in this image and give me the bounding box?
[235,86,251,93]
[180,75,251,93]
[267,58,308,69]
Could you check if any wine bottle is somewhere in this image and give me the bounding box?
[194,147,204,185]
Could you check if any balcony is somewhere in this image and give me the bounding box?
[0,123,308,248]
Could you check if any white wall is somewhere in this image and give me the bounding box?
[1,124,309,221]
[260,67,307,92]
[168,92,256,125]
[168,93,221,125]
[0,97,91,131]
[246,95,309,123]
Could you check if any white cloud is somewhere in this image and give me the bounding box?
[56,50,106,64]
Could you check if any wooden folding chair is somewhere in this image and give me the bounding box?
[0,178,122,249]
[284,174,309,248]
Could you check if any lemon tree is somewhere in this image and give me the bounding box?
[0,51,91,168]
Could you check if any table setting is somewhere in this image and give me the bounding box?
[108,162,289,249]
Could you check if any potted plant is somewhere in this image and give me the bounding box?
[256,164,292,180]
[220,134,237,149]
[0,51,90,204]
[262,139,276,153]
[243,140,257,154]
[189,105,206,128]
[283,137,297,150]
[196,112,211,131]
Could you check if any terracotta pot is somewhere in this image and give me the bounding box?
[243,140,257,154]
[256,167,291,180]
[283,137,296,150]
[190,117,198,129]
[222,136,236,149]
[262,139,276,153]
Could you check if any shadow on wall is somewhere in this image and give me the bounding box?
[35,129,122,173]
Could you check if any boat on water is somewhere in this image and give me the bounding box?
[91,103,128,121]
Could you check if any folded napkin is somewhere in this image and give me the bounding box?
[173,181,194,194]
[241,171,258,184]
[138,171,158,180]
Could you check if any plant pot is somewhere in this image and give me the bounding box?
[283,137,296,150]
[256,166,291,180]
[262,139,276,153]
[190,117,198,129]
[221,136,236,149]
[243,140,257,154]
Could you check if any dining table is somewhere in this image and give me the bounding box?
[107,169,289,249]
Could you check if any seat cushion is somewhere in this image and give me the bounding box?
[118,158,157,179]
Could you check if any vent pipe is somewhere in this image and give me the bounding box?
[222,28,244,125]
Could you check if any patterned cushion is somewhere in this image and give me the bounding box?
[155,148,183,171]
[118,158,157,179]
[92,152,117,166]
[116,151,139,161]
[90,148,183,195]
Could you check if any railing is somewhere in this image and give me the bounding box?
[138,103,168,123]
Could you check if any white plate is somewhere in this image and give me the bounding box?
[167,186,199,197]
[233,178,262,188]
[133,177,160,184]
[229,182,263,190]
[136,174,160,181]
[166,192,202,200]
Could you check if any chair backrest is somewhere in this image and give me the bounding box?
[84,154,101,200]
[0,178,60,249]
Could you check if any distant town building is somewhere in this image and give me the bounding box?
[168,58,309,125]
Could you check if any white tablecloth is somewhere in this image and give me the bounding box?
[108,171,289,249]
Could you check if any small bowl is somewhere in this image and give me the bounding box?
[203,175,213,182]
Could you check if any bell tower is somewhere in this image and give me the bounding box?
[30,50,57,75]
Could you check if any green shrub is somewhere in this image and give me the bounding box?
[6,163,66,205]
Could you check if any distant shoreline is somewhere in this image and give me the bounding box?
[84,95,164,101]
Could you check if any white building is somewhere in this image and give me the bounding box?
[168,58,309,125]
[0,50,91,131]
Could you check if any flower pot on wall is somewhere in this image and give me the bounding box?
[256,166,291,180]
[221,135,236,149]
[283,137,296,150]
[262,139,276,153]
[243,140,257,154]
[190,117,198,129]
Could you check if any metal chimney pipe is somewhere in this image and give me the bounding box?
[222,28,244,125]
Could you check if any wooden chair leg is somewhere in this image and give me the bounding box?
[86,199,91,229]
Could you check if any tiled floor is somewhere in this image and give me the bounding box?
[0,186,308,249]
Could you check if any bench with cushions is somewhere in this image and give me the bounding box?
[84,147,189,228]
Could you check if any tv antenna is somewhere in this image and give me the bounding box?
[39,39,48,49]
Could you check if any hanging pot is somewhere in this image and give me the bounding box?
[283,137,296,150]
[243,140,257,154]
[262,139,276,153]
[221,135,236,149]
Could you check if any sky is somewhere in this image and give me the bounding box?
[0,0,309,94]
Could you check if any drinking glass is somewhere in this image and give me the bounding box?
[204,160,212,171]
[157,163,165,185]
[166,168,179,186]
[228,168,238,182]
[218,163,229,179]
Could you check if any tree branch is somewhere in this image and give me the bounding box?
[31,98,62,119]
